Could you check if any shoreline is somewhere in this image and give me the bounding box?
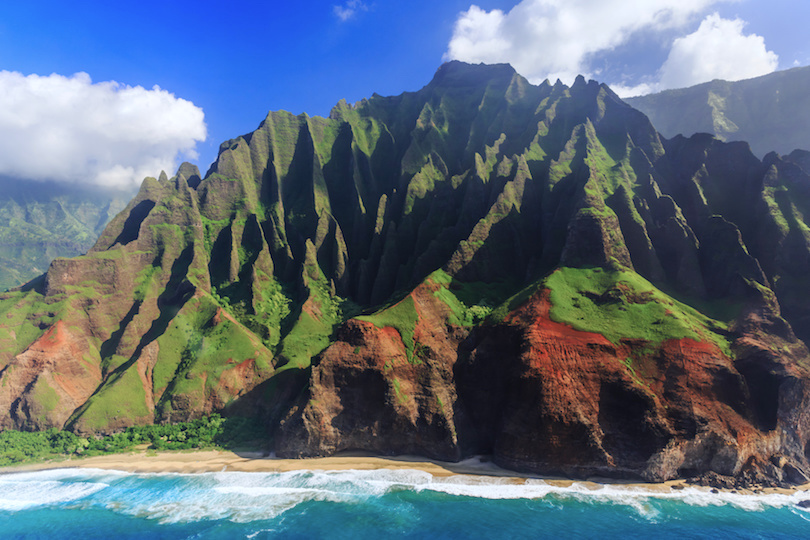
[3,449,809,497]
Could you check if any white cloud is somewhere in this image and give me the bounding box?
[0,71,206,188]
[445,0,727,85]
[609,82,659,98]
[333,0,369,22]
[658,13,778,88]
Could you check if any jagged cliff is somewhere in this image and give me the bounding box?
[2,61,810,485]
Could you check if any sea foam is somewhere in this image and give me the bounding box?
[1,467,808,524]
[0,470,111,511]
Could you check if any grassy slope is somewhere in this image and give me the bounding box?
[545,267,733,355]
[356,295,420,362]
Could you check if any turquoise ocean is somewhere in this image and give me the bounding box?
[1,467,809,538]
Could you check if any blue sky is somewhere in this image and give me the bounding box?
[0,0,807,187]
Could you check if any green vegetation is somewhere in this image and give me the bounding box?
[0,289,68,358]
[133,264,161,302]
[391,377,407,405]
[275,265,353,371]
[29,379,60,414]
[428,270,510,326]
[404,158,447,215]
[357,296,419,362]
[153,293,275,418]
[0,414,265,467]
[168,312,269,396]
[201,216,230,254]
[277,309,334,369]
[152,297,215,395]
[544,267,732,355]
[73,367,151,432]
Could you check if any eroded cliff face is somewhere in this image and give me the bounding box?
[277,270,810,486]
[277,279,470,461]
[1,61,810,485]
[459,290,810,485]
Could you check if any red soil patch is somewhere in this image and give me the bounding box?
[507,290,613,344]
[345,321,410,371]
[219,358,257,394]
[506,290,616,377]
[32,320,69,352]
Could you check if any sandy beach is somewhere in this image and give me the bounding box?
[2,449,546,479]
[3,448,808,497]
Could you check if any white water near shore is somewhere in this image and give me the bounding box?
[2,466,810,525]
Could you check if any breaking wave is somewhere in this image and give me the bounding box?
[0,466,808,525]
[0,469,810,540]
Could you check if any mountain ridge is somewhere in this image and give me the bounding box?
[626,65,810,158]
[1,61,810,486]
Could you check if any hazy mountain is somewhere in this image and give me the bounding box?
[625,66,810,158]
[0,176,133,291]
[1,62,809,486]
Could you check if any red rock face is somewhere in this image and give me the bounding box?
[460,292,754,479]
[278,287,810,485]
[0,321,102,430]
[277,282,468,460]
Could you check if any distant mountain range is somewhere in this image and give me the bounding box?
[626,66,810,158]
[2,62,810,487]
[0,177,132,291]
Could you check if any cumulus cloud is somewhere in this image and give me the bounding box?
[0,71,206,188]
[445,0,727,84]
[333,0,369,22]
[658,13,778,89]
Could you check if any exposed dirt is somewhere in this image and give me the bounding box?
[0,321,102,430]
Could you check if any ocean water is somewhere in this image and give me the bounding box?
[1,468,809,539]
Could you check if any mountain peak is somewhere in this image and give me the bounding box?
[428,61,519,89]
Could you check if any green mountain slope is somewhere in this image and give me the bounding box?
[0,176,132,291]
[625,66,810,158]
[1,62,810,485]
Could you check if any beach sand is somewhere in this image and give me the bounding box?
[3,449,545,479]
[3,448,808,497]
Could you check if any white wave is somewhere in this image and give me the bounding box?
[213,486,319,496]
[3,467,809,523]
[421,478,553,502]
[793,507,810,522]
[310,468,810,517]
[0,469,110,510]
[81,469,363,523]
